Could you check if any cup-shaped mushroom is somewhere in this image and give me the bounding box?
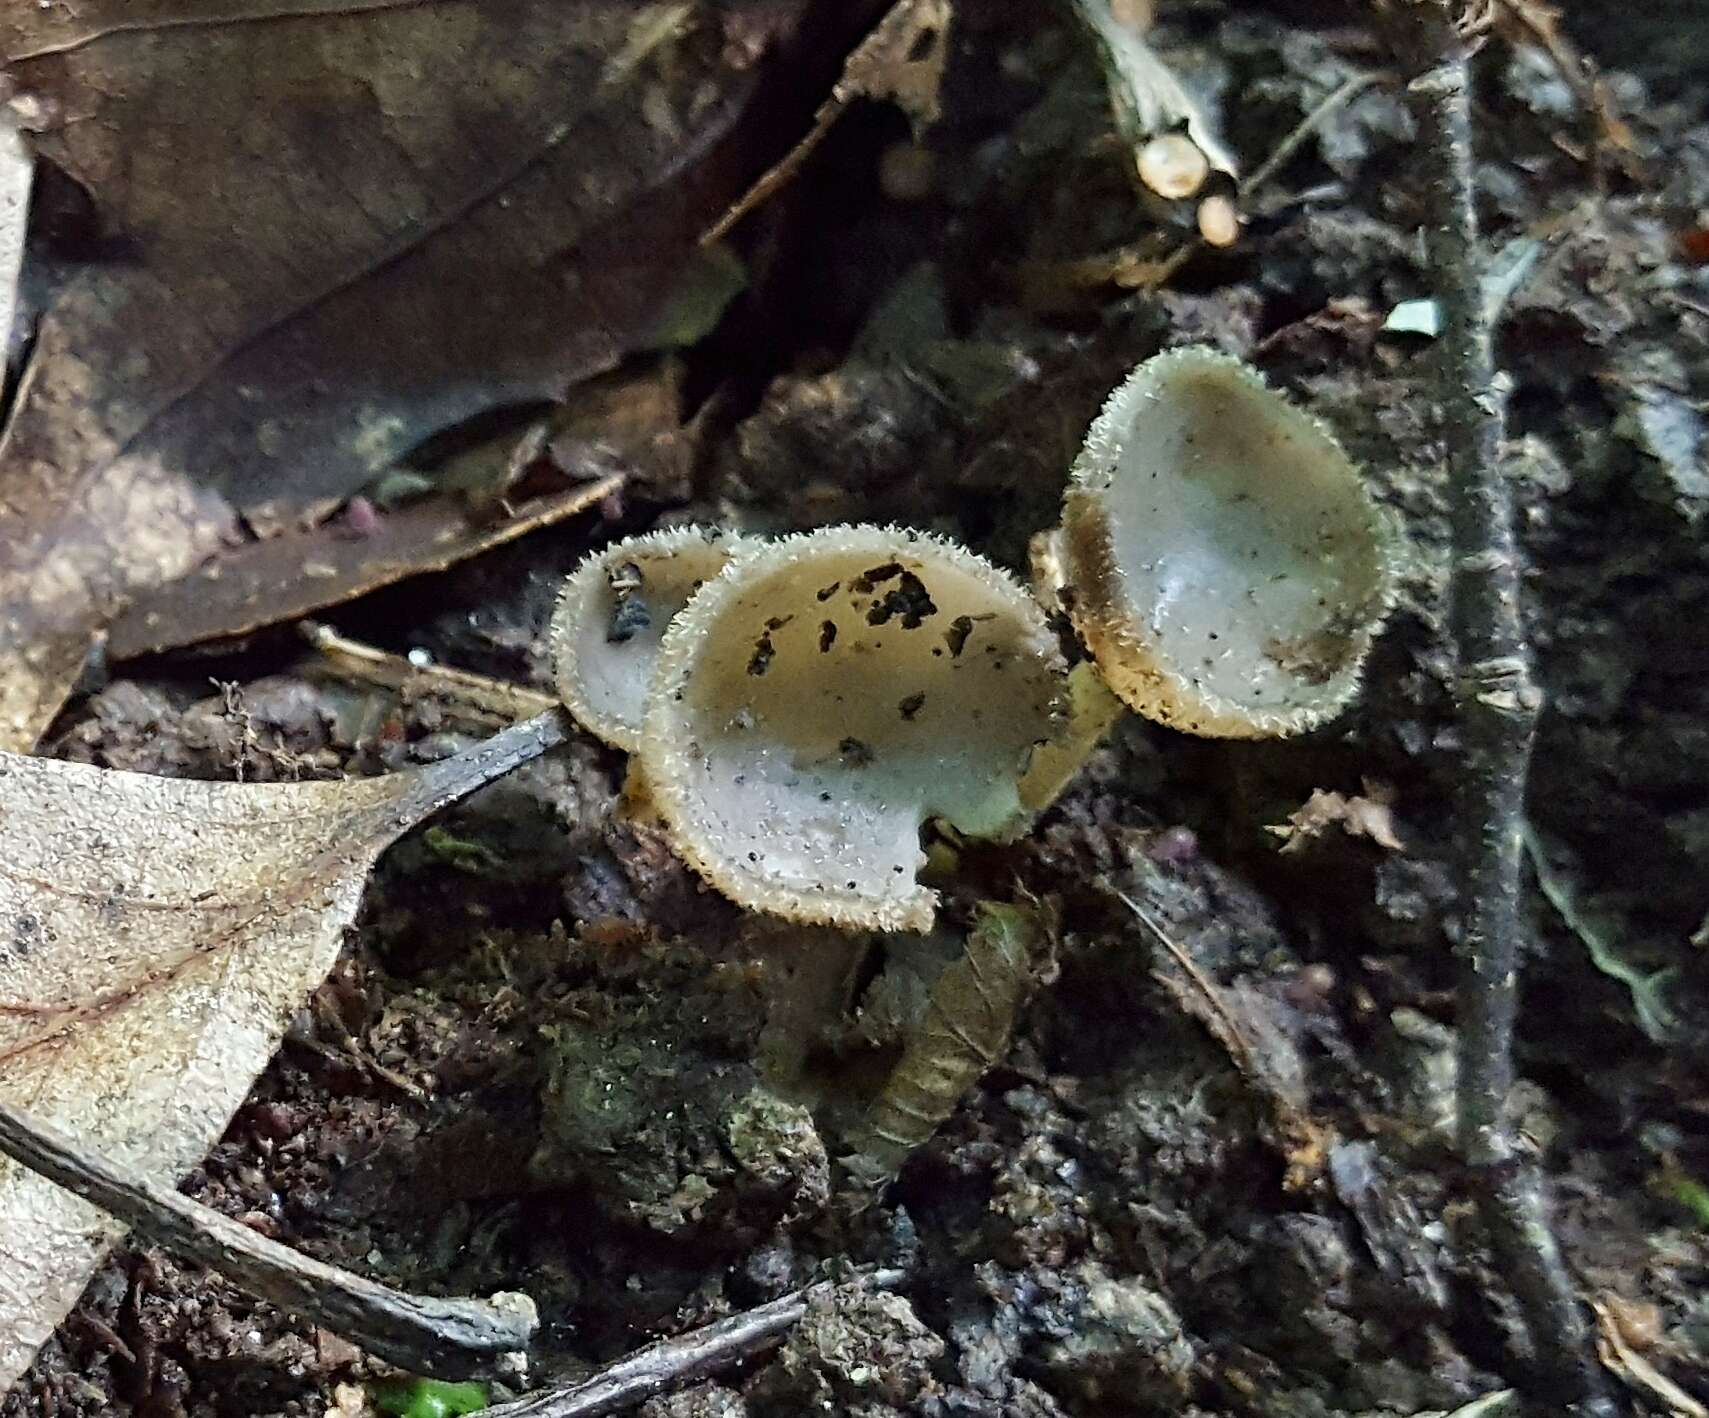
[1061,347,1396,737]
[549,527,745,750]
[639,527,1067,932]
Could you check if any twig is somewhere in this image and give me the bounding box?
[0,1098,536,1379]
[699,0,949,246]
[484,1270,905,1418]
[1244,71,1381,196]
[1116,889,1331,1190]
[1115,890,1254,1074]
[1392,4,1605,1408]
[1017,66,1378,299]
[301,620,559,723]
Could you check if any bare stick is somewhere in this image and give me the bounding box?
[0,1098,536,1378]
[700,0,948,246]
[300,620,558,723]
[1392,4,1605,1407]
[485,1270,904,1418]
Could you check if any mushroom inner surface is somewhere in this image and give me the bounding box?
[650,536,1062,928]
[1088,361,1387,714]
[554,531,736,747]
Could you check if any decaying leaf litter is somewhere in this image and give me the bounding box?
[2,0,1708,1415]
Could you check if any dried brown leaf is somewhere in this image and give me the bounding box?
[1268,782,1405,854]
[0,0,807,748]
[0,709,569,1390]
[1121,893,1332,1190]
[849,902,1051,1184]
[107,476,620,661]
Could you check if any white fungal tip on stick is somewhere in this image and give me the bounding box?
[1136,131,1210,200]
[1061,346,1397,738]
[638,525,1068,933]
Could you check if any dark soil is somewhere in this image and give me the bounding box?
[8,4,1709,1417]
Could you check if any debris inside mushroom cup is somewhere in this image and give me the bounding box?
[1061,346,1397,738]
[548,526,744,751]
[639,526,1067,932]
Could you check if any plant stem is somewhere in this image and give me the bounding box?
[0,1098,536,1379]
[483,1271,904,1418]
[1394,3,1606,1408]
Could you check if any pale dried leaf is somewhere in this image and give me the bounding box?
[1268,782,1405,854]
[0,119,27,362]
[1592,1294,1709,1418]
[0,710,567,1391]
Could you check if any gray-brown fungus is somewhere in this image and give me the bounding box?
[639,526,1067,932]
[1061,347,1397,737]
[548,527,744,750]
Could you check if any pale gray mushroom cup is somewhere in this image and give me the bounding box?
[1061,346,1397,738]
[548,526,745,751]
[638,526,1068,932]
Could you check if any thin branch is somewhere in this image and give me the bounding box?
[300,620,558,724]
[1244,71,1381,196]
[1117,889,1332,1191]
[484,1270,905,1418]
[0,1098,536,1379]
[1392,3,1606,1408]
[699,0,949,246]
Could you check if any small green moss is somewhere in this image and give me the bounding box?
[1653,1165,1709,1228]
[370,1377,488,1418]
[423,825,506,875]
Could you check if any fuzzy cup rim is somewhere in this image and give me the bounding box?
[1062,346,1399,738]
[549,526,745,751]
[639,524,1067,932]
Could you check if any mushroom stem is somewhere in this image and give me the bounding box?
[1017,662,1125,813]
[1395,5,1604,1408]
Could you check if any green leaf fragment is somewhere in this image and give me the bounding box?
[371,1377,489,1418]
[423,825,507,874]
[1655,1168,1709,1229]
[1523,825,1679,1043]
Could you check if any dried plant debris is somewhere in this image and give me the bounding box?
[847,901,1052,1184]
[640,527,1067,931]
[0,712,567,1391]
[0,0,807,749]
[550,527,747,750]
[703,0,951,244]
[1061,347,1397,737]
[1064,0,1237,225]
[1268,781,1405,854]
